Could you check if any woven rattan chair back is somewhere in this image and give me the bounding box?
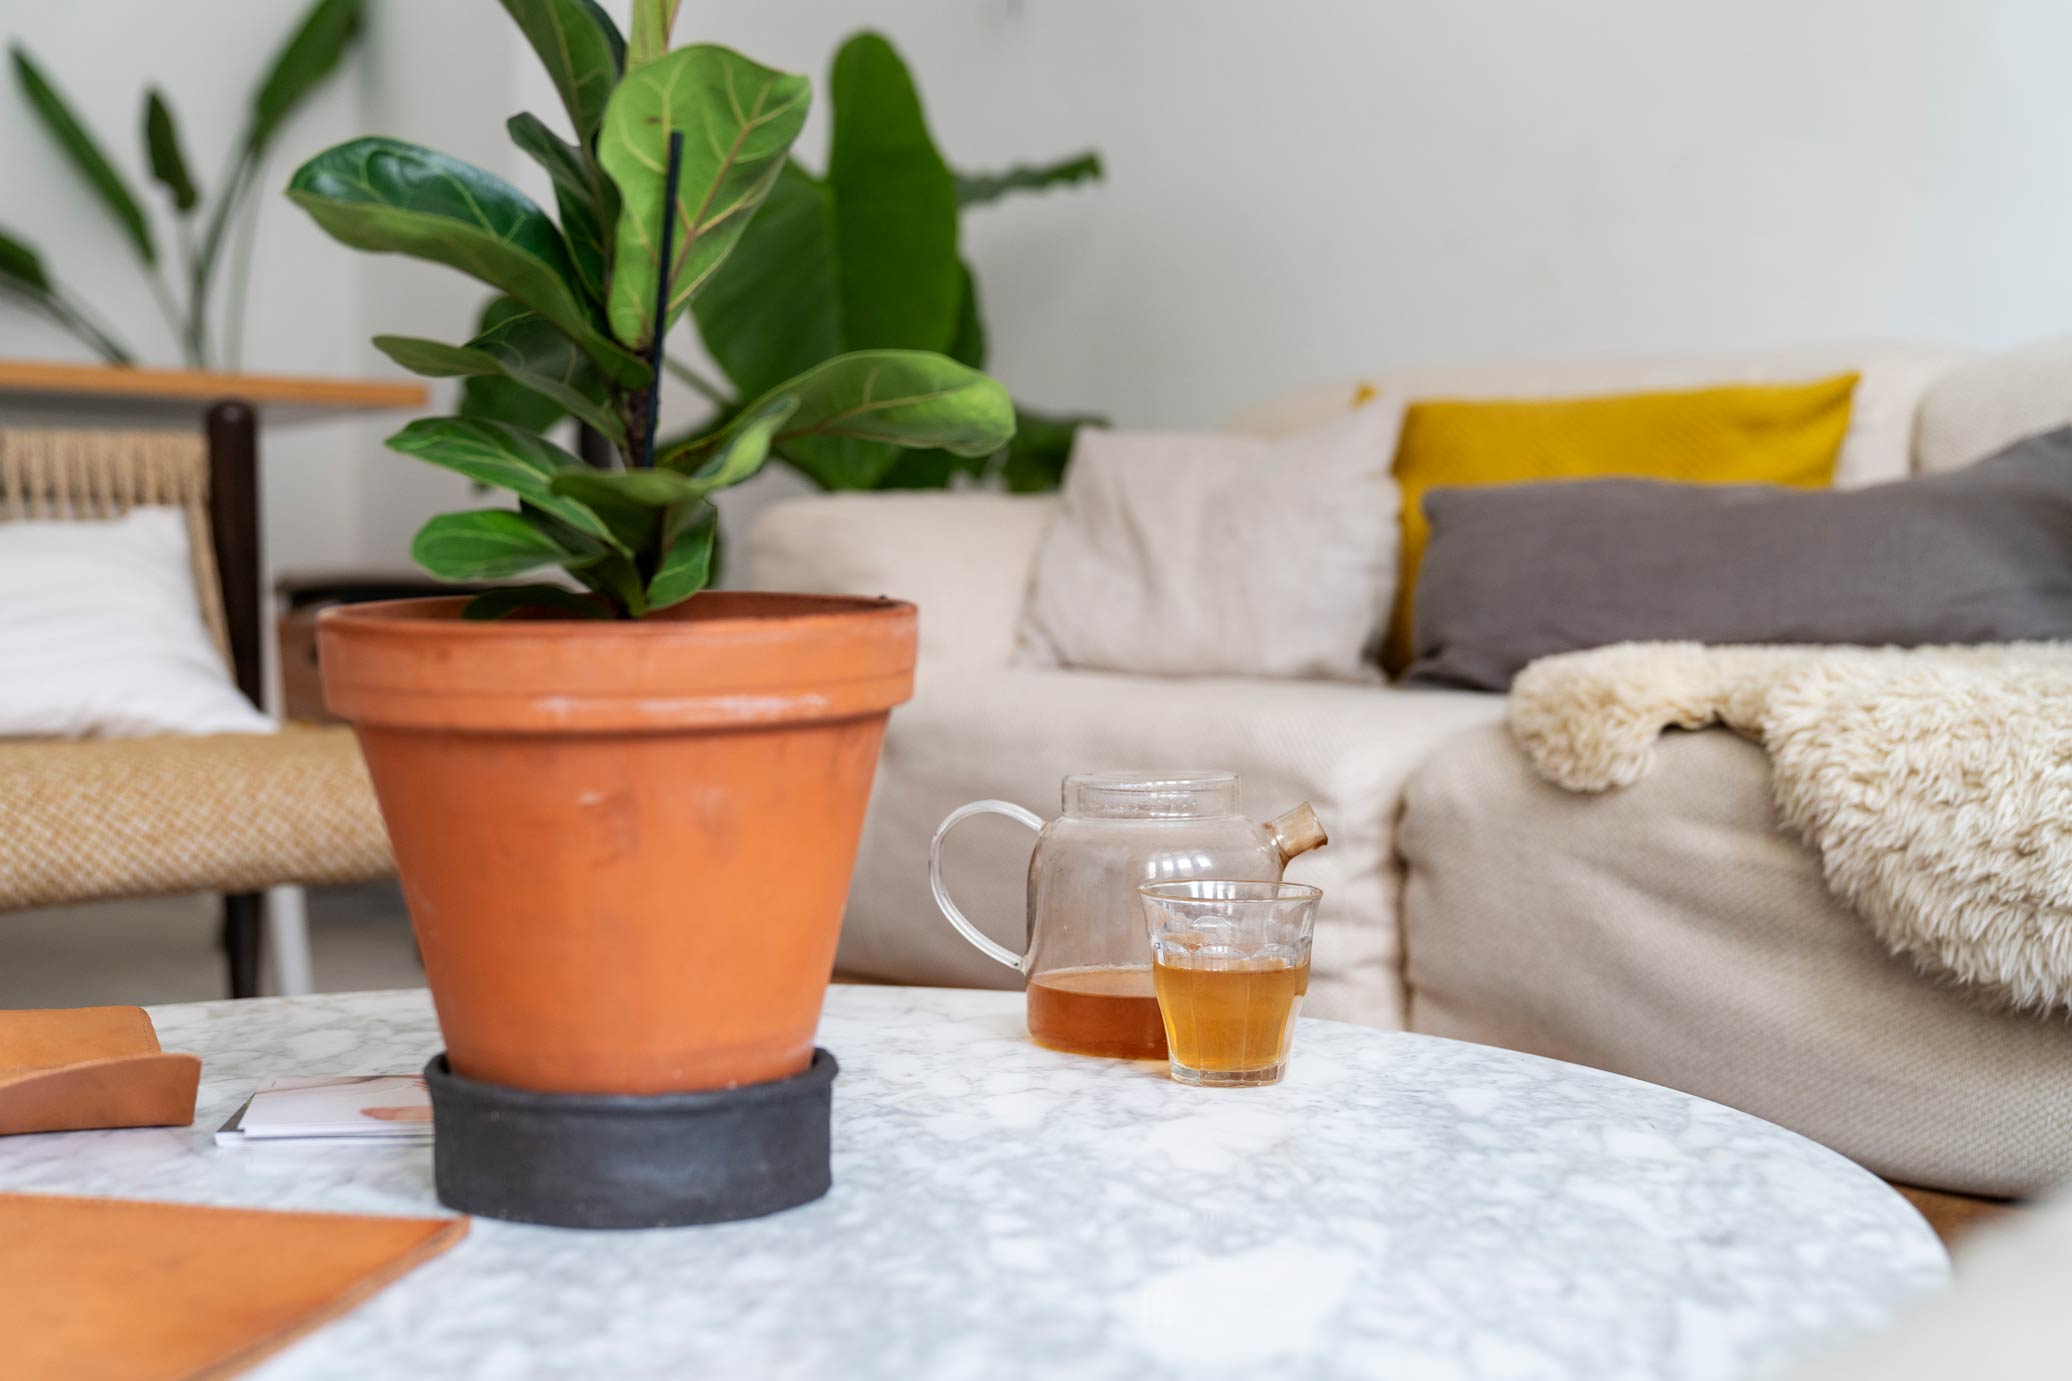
[0,428,232,668]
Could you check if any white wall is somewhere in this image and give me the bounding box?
[9,0,2072,573]
[649,0,2072,432]
[0,0,376,578]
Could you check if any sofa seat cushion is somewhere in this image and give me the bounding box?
[1400,722,2072,1197]
[838,666,1505,1027]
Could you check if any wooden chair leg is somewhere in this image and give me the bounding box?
[222,892,262,999]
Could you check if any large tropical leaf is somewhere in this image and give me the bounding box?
[0,225,133,364]
[1000,404,1106,493]
[10,45,156,267]
[386,417,626,552]
[596,45,809,352]
[664,350,1013,489]
[945,259,985,368]
[689,160,838,398]
[499,0,624,143]
[143,90,199,213]
[250,0,364,153]
[506,112,613,303]
[687,32,968,487]
[288,137,646,385]
[826,33,958,351]
[412,509,586,581]
[955,151,1103,209]
[0,227,52,295]
[377,307,621,442]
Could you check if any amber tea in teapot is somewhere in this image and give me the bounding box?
[930,771,1326,1059]
[1024,965,1167,1059]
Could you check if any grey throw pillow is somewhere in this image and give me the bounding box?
[1404,426,2072,691]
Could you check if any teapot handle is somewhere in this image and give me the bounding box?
[930,800,1045,972]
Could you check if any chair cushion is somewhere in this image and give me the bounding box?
[0,727,393,909]
[1399,722,2072,1197]
[837,664,1505,1027]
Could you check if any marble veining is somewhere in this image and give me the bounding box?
[0,986,1945,1380]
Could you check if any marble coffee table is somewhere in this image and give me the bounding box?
[0,986,1943,1379]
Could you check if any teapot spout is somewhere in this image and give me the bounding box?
[1268,802,1328,863]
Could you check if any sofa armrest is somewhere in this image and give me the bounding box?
[743,491,1057,668]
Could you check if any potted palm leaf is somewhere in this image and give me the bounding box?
[288,0,1014,1228]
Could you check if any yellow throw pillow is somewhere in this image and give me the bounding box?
[1383,372,1857,673]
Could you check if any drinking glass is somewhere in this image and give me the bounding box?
[1139,880,1321,1087]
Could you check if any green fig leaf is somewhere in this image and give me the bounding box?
[386,417,626,552]
[666,350,1012,489]
[596,45,809,351]
[411,509,583,581]
[498,0,624,142]
[645,499,716,611]
[287,137,646,386]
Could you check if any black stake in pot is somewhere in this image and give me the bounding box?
[641,130,684,469]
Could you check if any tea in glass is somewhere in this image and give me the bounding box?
[1141,880,1322,1087]
[1151,954,1309,1075]
[1025,964,1167,1059]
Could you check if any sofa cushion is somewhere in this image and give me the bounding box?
[1405,430,2072,690]
[836,664,1505,1028]
[1382,374,1857,671]
[745,491,1056,669]
[1914,335,2072,474]
[1223,342,1966,488]
[1017,410,1398,682]
[1399,722,2072,1197]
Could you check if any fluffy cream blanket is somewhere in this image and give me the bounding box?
[1508,642,2072,1013]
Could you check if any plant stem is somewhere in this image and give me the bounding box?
[8,284,136,364]
[187,140,257,370]
[146,270,194,369]
[640,130,685,469]
[221,174,264,371]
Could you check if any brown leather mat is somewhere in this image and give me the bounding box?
[0,1007,199,1135]
[0,1194,467,1379]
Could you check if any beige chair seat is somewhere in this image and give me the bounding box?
[0,727,392,911]
[1399,723,2072,1198]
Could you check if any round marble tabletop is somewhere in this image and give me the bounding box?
[0,986,1943,1379]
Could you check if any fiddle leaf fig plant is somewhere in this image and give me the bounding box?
[286,0,1015,620]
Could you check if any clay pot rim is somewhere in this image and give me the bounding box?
[319,591,914,640]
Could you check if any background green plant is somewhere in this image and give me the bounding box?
[463,29,1105,495]
[692,31,1104,494]
[286,0,1017,621]
[0,0,363,368]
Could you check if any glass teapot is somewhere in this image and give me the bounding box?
[930,771,1326,1058]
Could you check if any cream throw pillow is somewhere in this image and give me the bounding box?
[1016,410,1398,680]
[0,507,275,738]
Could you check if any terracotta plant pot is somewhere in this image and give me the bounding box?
[318,593,916,1096]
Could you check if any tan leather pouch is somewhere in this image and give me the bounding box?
[0,1193,468,1379]
[0,1006,200,1134]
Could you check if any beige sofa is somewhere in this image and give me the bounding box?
[746,340,2072,1197]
